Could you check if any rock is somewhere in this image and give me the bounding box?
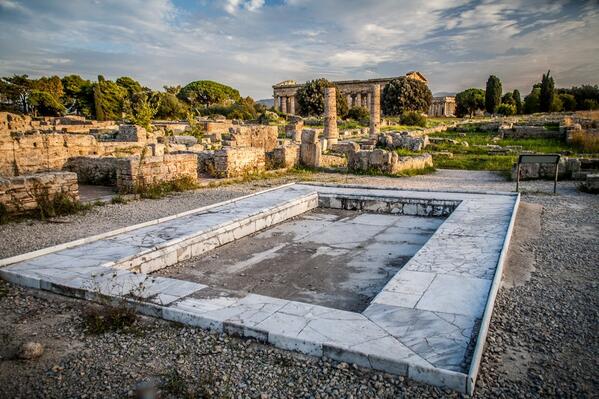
[18,341,44,360]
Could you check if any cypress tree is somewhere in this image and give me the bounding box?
[513,89,522,114]
[540,70,555,112]
[485,75,502,114]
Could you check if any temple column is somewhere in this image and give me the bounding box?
[323,87,338,145]
[347,94,352,108]
[367,92,372,111]
[356,93,362,108]
[369,84,381,138]
[273,95,279,111]
[289,96,295,115]
[281,96,287,114]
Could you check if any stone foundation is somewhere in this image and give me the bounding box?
[0,171,79,215]
[348,149,433,174]
[379,132,429,151]
[116,153,198,192]
[212,147,266,178]
[510,157,599,180]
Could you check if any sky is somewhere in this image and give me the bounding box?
[0,0,597,99]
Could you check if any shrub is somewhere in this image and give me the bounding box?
[257,110,280,124]
[134,176,198,199]
[400,111,427,127]
[496,103,516,116]
[455,88,485,117]
[33,189,89,220]
[381,77,432,116]
[346,106,370,123]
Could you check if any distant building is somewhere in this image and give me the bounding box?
[272,72,428,115]
[428,96,456,117]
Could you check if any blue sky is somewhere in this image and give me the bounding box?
[0,0,597,99]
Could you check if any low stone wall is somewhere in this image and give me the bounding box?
[0,171,79,215]
[329,142,360,156]
[64,156,119,185]
[348,149,433,174]
[223,125,278,151]
[499,124,564,139]
[212,147,266,178]
[116,153,198,192]
[320,154,347,168]
[378,132,429,151]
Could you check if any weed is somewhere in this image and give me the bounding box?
[111,195,128,204]
[132,176,198,199]
[569,130,599,153]
[162,369,217,399]
[32,188,90,220]
[82,304,138,335]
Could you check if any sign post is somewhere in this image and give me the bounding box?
[516,154,561,194]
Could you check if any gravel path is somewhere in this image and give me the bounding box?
[0,170,597,398]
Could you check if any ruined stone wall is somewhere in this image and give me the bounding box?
[223,125,278,151]
[378,132,429,151]
[500,125,564,139]
[511,157,599,181]
[271,144,300,169]
[348,149,433,174]
[212,147,266,178]
[0,171,79,214]
[116,153,198,192]
[64,156,120,185]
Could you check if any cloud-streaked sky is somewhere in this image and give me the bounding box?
[0,0,597,99]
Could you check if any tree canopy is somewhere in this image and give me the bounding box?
[295,79,348,117]
[381,77,432,116]
[455,88,485,117]
[178,80,241,110]
[539,70,555,113]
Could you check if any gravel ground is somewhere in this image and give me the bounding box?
[0,169,597,398]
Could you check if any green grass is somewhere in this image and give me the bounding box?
[433,154,516,171]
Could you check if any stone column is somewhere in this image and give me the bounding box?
[369,84,381,138]
[367,92,372,111]
[347,94,352,108]
[281,96,287,114]
[289,96,295,115]
[356,93,362,108]
[323,87,338,145]
[273,95,279,111]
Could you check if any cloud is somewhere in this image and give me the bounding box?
[0,0,597,99]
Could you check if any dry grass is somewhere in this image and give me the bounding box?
[569,130,599,153]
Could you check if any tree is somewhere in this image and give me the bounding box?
[501,92,515,106]
[61,75,94,116]
[455,88,485,117]
[178,80,241,111]
[558,93,577,111]
[295,79,348,117]
[539,70,555,113]
[156,92,188,120]
[0,74,33,113]
[513,89,522,114]
[93,75,127,121]
[116,76,143,96]
[33,76,63,100]
[485,75,502,114]
[126,91,160,129]
[524,87,541,114]
[346,106,370,122]
[381,77,432,116]
[566,85,599,110]
[28,90,65,116]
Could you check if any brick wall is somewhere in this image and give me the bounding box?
[0,172,79,214]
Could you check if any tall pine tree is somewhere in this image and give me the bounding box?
[485,75,502,114]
